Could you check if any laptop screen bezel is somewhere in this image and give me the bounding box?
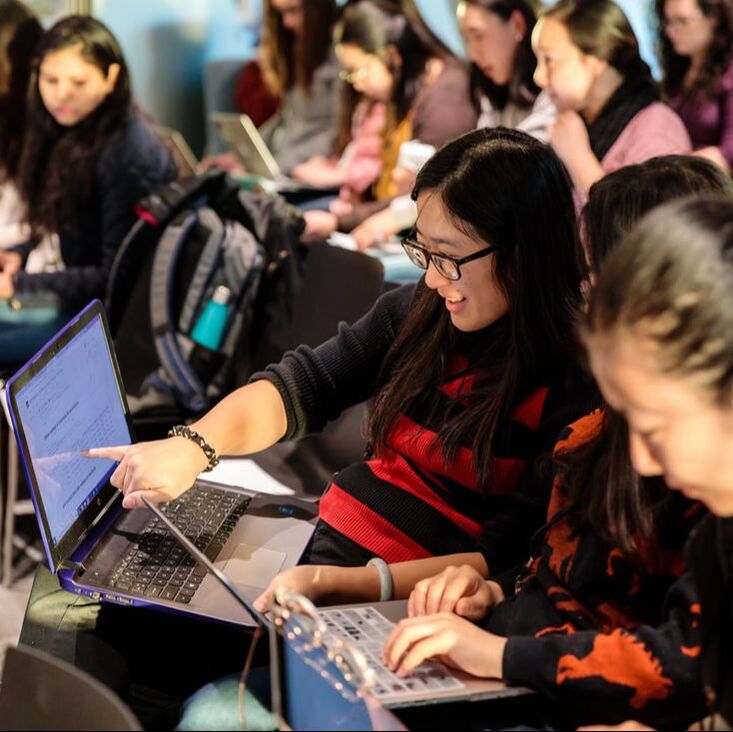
[6,300,135,573]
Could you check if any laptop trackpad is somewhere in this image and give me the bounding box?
[223,544,287,588]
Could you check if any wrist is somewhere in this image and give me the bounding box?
[317,565,382,603]
[170,434,211,474]
[482,634,508,680]
[315,565,361,602]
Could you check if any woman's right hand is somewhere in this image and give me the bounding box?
[253,565,336,614]
[408,565,504,620]
[85,437,210,508]
[197,152,246,176]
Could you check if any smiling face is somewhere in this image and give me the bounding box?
[587,328,733,516]
[458,4,524,87]
[532,16,604,112]
[38,43,119,127]
[415,190,509,332]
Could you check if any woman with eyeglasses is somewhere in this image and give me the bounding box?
[88,127,598,580]
[287,2,394,212]
[349,0,560,251]
[300,0,478,243]
[656,0,733,173]
[249,158,733,731]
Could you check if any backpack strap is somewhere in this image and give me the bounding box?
[149,210,208,413]
[178,207,226,333]
[136,168,227,226]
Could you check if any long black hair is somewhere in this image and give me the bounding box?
[0,0,42,180]
[368,127,585,492]
[388,0,455,123]
[571,156,733,560]
[16,15,131,238]
[583,154,733,274]
[462,0,541,112]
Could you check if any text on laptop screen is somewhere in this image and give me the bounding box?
[15,315,131,544]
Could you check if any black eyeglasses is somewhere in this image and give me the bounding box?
[400,236,498,281]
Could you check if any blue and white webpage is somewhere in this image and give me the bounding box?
[15,316,131,545]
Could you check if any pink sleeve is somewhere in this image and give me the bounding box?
[602,103,692,174]
[342,102,387,197]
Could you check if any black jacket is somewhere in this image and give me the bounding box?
[12,110,176,311]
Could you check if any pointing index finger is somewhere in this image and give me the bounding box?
[84,445,130,462]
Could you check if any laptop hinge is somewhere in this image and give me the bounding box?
[58,559,86,575]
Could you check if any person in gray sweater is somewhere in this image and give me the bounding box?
[254,0,343,174]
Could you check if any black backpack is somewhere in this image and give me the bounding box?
[106,169,305,415]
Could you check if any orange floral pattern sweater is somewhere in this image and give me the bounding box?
[492,410,708,727]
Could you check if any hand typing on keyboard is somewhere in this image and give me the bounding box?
[320,608,466,700]
[382,612,507,681]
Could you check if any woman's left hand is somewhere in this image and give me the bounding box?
[382,612,507,679]
[548,110,592,166]
[0,251,21,299]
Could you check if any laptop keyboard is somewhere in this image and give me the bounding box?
[108,486,251,604]
[319,607,466,700]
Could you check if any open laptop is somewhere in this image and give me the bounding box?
[156,126,200,178]
[142,492,533,713]
[210,112,336,196]
[4,300,317,627]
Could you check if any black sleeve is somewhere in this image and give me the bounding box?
[250,283,416,440]
[502,572,707,727]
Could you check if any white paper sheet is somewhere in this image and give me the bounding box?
[200,457,294,495]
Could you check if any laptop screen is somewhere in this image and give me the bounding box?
[10,306,132,565]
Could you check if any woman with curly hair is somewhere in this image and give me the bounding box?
[657,0,733,172]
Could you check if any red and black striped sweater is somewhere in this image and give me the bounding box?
[254,283,599,573]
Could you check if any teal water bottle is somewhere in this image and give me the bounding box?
[191,285,231,351]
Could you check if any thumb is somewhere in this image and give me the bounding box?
[253,586,273,613]
[454,594,488,620]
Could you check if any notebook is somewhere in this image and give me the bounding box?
[4,299,317,627]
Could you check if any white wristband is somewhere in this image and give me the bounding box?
[367,557,394,602]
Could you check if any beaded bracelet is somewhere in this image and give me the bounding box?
[168,425,220,472]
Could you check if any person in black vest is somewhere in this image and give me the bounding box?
[0,16,175,365]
